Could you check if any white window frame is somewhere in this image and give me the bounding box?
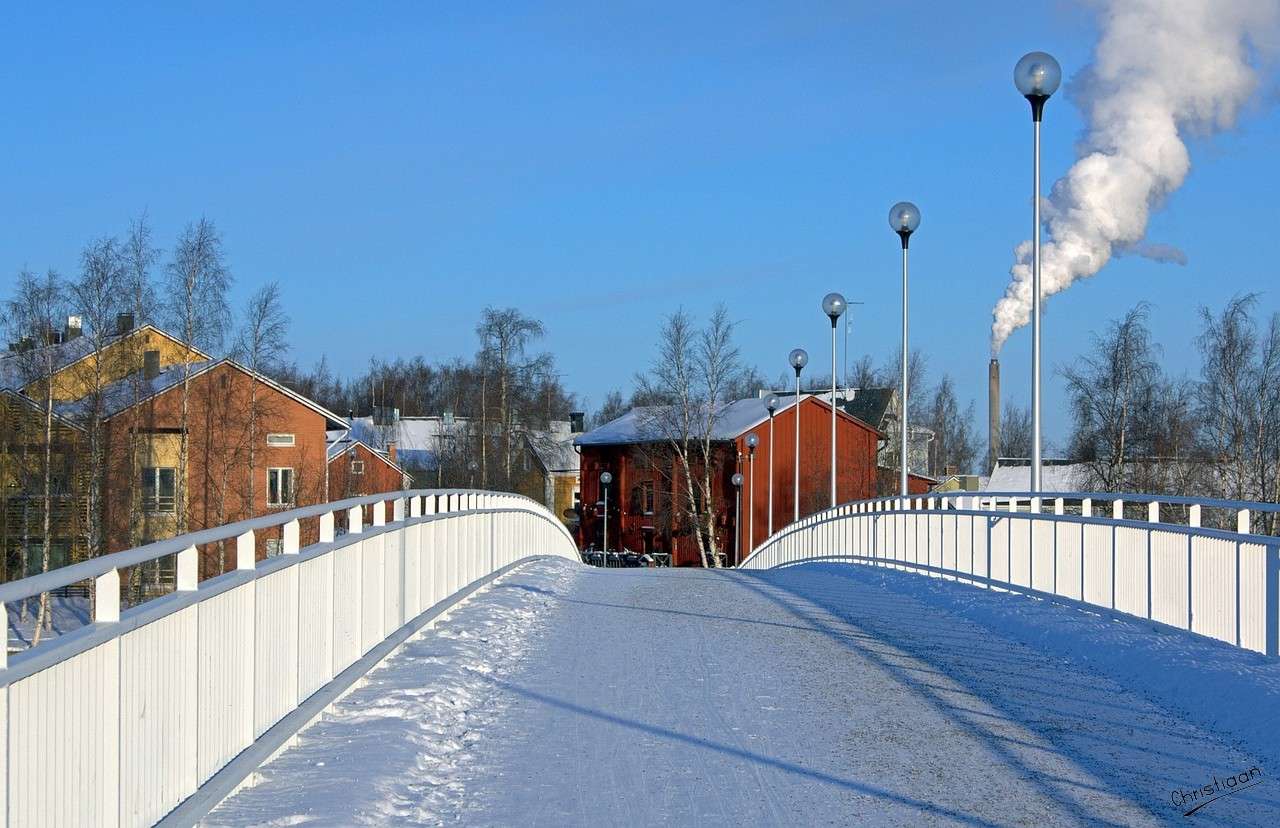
[267,467,295,507]
[350,460,365,475]
[141,466,177,513]
[266,433,295,447]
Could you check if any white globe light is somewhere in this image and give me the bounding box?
[821,292,847,320]
[600,471,612,485]
[765,393,780,413]
[1014,51,1061,98]
[888,201,921,235]
[746,433,758,449]
[789,348,809,371]
[731,473,744,487]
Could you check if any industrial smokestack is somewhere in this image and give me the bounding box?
[988,358,1000,474]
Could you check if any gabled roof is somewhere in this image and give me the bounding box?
[326,436,407,476]
[0,388,85,431]
[575,394,878,447]
[840,387,895,430]
[64,358,347,428]
[0,324,213,392]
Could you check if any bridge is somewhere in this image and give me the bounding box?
[2,490,1278,825]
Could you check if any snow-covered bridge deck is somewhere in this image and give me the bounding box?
[209,558,1280,826]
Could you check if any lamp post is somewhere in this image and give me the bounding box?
[765,393,779,536]
[821,293,847,508]
[788,348,808,522]
[889,201,921,497]
[745,433,758,553]
[731,472,744,565]
[1014,51,1061,494]
[599,470,612,567]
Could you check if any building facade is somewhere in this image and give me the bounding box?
[576,394,886,566]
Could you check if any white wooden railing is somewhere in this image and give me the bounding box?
[0,489,578,827]
[740,491,1280,658]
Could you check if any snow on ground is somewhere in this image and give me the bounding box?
[7,594,90,650]
[208,559,1280,826]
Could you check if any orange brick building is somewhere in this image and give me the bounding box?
[576,394,891,566]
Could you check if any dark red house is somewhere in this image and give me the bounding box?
[575,393,889,566]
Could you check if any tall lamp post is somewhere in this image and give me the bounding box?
[1014,51,1061,494]
[765,393,779,536]
[889,201,921,497]
[599,470,612,567]
[745,433,758,553]
[731,472,744,566]
[821,293,847,507]
[788,348,808,522]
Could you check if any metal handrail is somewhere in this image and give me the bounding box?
[0,488,565,606]
[744,489,1280,568]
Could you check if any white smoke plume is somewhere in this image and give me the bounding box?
[990,0,1278,353]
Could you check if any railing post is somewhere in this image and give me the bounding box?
[320,511,335,543]
[393,498,406,523]
[177,545,198,589]
[1189,504,1201,528]
[283,519,300,555]
[1148,501,1160,523]
[1081,498,1092,518]
[1053,497,1064,516]
[95,568,121,623]
[1237,509,1251,535]
[1266,543,1279,657]
[1030,496,1041,514]
[410,496,421,518]
[237,530,256,570]
[348,505,363,534]
[373,501,386,527]
[1112,499,1124,521]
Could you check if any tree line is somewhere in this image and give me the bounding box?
[1062,297,1280,532]
[1,214,579,637]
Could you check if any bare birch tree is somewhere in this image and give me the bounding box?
[163,218,232,533]
[1196,295,1280,533]
[635,305,740,567]
[1062,304,1160,492]
[6,269,68,644]
[476,307,545,487]
[234,282,289,509]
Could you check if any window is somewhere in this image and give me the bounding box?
[350,460,365,475]
[268,467,295,507]
[266,433,295,447]
[641,481,655,514]
[141,467,176,512]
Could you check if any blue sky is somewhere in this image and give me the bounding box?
[1,2,1277,448]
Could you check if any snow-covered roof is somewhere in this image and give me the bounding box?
[983,461,1088,493]
[0,324,212,392]
[326,435,407,476]
[525,430,580,474]
[55,360,215,420]
[55,358,347,428]
[575,395,807,447]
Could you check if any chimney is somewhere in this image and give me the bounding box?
[143,349,161,380]
[115,312,135,336]
[387,441,397,463]
[988,358,1001,473]
[569,412,585,433]
[65,315,83,340]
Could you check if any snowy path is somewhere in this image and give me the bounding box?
[208,559,1280,826]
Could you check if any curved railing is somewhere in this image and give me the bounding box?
[0,489,578,827]
[741,491,1280,658]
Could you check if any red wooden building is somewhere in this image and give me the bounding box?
[576,393,906,566]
